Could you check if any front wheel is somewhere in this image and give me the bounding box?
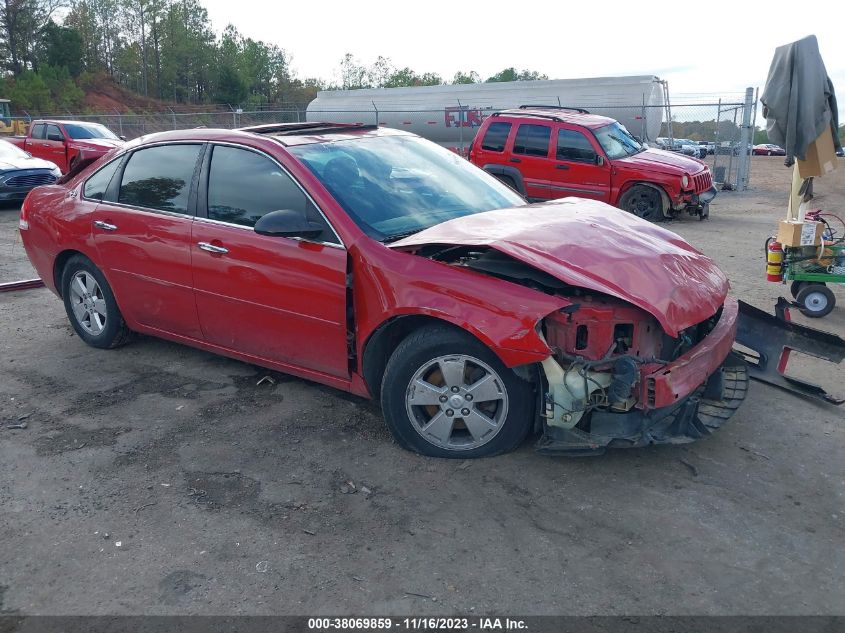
[62,254,132,348]
[380,326,534,458]
[618,185,665,222]
[796,284,835,318]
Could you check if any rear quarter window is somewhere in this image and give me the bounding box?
[83,158,122,201]
[480,122,512,152]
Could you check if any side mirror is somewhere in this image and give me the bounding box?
[596,155,605,166]
[119,135,127,141]
[254,209,324,240]
[47,133,64,142]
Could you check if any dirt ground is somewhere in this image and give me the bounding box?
[0,156,843,616]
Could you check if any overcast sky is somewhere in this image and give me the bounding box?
[201,0,844,104]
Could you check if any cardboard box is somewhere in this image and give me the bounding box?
[797,127,837,178]
[777,220,824,247]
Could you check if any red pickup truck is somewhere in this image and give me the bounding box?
[9,120,124,174]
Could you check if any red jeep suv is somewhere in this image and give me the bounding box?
[469,106,717,221]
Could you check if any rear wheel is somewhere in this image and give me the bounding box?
[381,326,534,458]
[61,254,131,348]
[789,280,811,299]
[495,174,519,193]
[618,185,665,222]
[796,284,835,318]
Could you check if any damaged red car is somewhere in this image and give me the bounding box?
[19,123,748,458]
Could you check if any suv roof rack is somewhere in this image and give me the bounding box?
[518,104,590,114]
[240,122,377,136]
[492,110,564,123]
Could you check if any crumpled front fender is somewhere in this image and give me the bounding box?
[352,244,569,368]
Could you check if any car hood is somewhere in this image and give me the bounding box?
[390,198,729,336]
[0,155,58,171]
[69,138,124,151]
[617,148,704,174]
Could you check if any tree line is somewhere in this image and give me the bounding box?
[0,0,548,114]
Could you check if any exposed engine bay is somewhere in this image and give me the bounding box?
[416,243,742,454]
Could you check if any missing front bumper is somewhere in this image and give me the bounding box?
[536,352,748,456]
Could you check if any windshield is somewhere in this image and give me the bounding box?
[593,122,643,159]
[63,123,119,140]
[0,140,31,160]
[289,135,525,241]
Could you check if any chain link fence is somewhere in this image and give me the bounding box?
[6,89,756,189]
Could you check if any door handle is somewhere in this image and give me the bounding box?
[93,220,117,231]
[509,158,521,163]
[197,242,229,254]
[555,164,570,170]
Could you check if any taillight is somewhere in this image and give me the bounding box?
[18,194,31,230]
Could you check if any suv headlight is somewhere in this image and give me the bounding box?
[682,174,690,188]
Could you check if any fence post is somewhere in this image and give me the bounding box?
[168,107,176,130]
[641,94,647,141]
[712,99,723,181]
[726,108,738,185]
[114,109,124,137]
[372,101,378,127]
[457,99,464,156]
[735,87,754,191]
[747,87,759,187]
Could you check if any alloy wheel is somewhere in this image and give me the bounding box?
[69,271,107,335]
[405,354,509,451]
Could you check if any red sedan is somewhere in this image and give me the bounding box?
[19,123,747,458]
[752,144,786,156]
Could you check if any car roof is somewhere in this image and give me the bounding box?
[32,120,107,127]
[491,107,615,129]
[241,122,412,146]
[121,123,413,150]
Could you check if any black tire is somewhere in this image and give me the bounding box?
[796,284,835,318]
[618,185,665,222]
[495,174,519,193]
[789,280,810,299]
[380,326,534,458]
[61,254,132,349]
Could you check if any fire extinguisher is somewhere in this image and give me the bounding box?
[766,239,783,282]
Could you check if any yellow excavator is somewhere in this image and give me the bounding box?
[0,99,28,135]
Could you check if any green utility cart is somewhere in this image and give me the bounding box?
[783,243,845,317]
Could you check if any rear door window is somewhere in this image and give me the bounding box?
[480,122,512,152]
[513,124,551,157]
[118,144,203,214]
[556,129,597,163]
[31,123,45,140]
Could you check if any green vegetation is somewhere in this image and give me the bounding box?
[0,0,548,114]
